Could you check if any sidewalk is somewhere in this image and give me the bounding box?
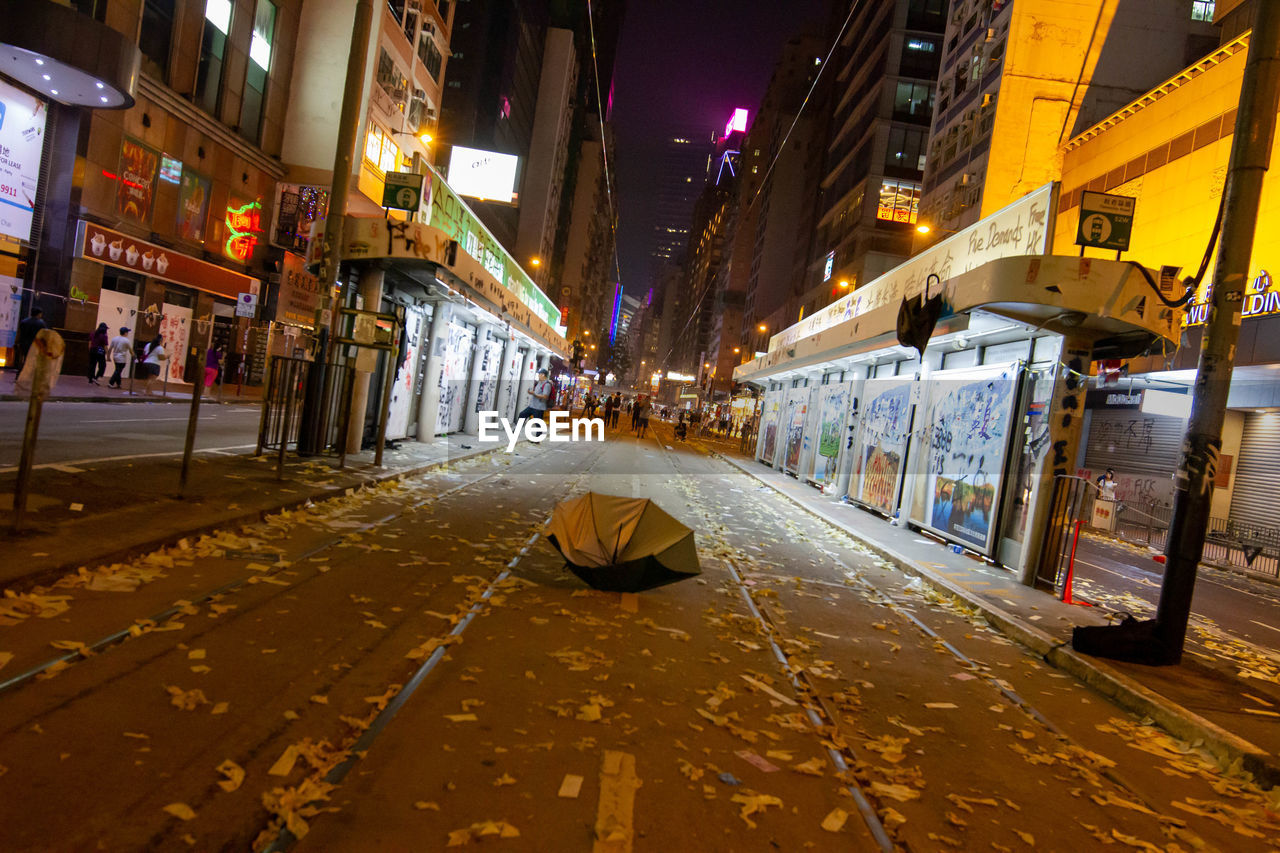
[703,438,1280,787]
[0,432,507,591]
[0,369,264,404]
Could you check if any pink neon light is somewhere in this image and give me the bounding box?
[724,108,748,136]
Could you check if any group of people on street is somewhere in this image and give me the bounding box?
[14,307,226,397]
[572,391,654,437]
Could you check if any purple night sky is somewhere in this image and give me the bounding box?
[611,0,826,292]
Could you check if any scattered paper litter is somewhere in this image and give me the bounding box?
[821,808,850,832]
[558,774,584,798]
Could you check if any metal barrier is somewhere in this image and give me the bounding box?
[1035,475,1098,592]
[1099,495,1280,580]
[256,357,355,477]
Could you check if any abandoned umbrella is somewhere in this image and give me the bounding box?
[546,492,700,592]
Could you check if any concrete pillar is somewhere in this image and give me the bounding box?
[495,331,518,420]
[1018,336,1089,587]
[462,324,494,434]
[345,266,385,454]
[512,346,533,417]
[415,302,450,442]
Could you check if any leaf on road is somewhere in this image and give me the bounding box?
[309,695,328,705]
[791,757,826,776]
[268,745,300,777]
[163,803,197,821]
[217,759,245,792]
[187,649,206,660]
[167,686,210,711]
[870,781,920,802]
[821,808,849,832]
[730,793,783,829]
[211,702,229,715]
[493,773,517,787]
[558,775,584,798]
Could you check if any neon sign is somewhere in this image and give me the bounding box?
[225,200,262,263]
[610,283,622,345]
[724,108,748,136]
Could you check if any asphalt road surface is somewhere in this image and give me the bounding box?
[0,401,262,472]
[0,425,1275,850]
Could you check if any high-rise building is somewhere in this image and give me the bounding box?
[919,0,1217,234]
[800,0,947,323]
[438,0,550,250]
[649,132,715,268]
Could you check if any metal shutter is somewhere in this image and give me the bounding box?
[1229,413,1280,528]
[1082,409,1184,476]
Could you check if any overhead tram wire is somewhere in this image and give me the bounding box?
[587,0,624,289]
[653,0,863,370]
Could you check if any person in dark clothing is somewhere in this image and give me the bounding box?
[16,308,46,371]
[87,322,109,385]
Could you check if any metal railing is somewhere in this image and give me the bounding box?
[1035,475,1097,593]
[256,357,355,477]
[1090,495,1280,580]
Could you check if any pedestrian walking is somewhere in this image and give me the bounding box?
[205,344,225,400]
[87,322,109,385]
[15,307,46,372]
[636,396,651,438]
[517,368,554,421]
[610,393,622,428]
[137,335,169,395]
[602,393,615,428]
[630,398,641,432]
[106,326,132,388]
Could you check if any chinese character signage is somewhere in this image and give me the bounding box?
[117,136,159,226]
[224,199,263,264]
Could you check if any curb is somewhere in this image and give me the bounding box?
[713,450,1280,788]
[1,394,260,405]
[3,443,509,594]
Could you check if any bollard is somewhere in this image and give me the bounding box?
[11,330,65,532]
[179,344,205,495]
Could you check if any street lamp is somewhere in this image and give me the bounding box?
[757,324,767,333]
[838,279,851,288]
[530,257,541,267]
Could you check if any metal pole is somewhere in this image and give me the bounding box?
[179,341,206,495]
[1074,5,1280,664]
[11,389,46,532]
[255,356,275,457]
[374,331,400,467]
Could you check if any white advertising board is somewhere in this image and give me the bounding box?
[447,146,519,203]
[0,80,48,243]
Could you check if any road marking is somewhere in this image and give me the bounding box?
[46,464,86,474]
[593,750,638,853]
[1249,619,1280,634]
[0,444,257,474]
[82,417,193,423]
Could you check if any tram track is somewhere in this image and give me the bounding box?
[653,432,1223,851]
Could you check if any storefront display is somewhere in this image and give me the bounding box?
[909,363,1020,555]
[851,378,915,515]
[756,389,784,465]
[811,382,856,487]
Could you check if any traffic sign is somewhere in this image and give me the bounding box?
[382,171,425,212]
[235,291,258,318]
[1077,190,1135,252]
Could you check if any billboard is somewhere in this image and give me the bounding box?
[447,145,519,203]
[851,378,914,515]
[756,389,784,465]
[779,387,811,476]
[909,364,1021,555]
[0,80,47,243]
[117,136,160,226]
[812,382,855,487]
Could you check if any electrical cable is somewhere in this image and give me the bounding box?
[586,0,624,291]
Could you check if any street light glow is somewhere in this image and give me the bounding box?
[916,224,931,234]
[530,257,541,266]
[757,324,767,333]
[838,280,850,288]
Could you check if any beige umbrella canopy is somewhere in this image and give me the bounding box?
[546,492,700,591]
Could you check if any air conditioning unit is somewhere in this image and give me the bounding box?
[413,87,426,102]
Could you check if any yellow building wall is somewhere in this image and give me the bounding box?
[983,0,1121,218]
[1055,40,1280,302]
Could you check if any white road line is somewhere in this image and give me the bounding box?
[0,444,257,474]
[81,417,193,423]
[1249,619,1280,634]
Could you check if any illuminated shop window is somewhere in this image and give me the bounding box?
[876,179,921,224]
[1191,1,1214,21]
